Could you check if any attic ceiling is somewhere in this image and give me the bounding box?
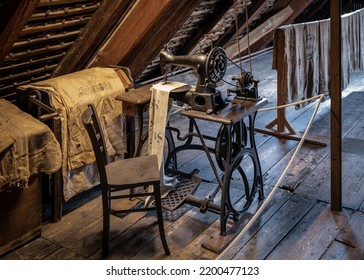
[0,0,361,100]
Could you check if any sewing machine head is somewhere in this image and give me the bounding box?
[160,47,227,93]
[159,47,228,114]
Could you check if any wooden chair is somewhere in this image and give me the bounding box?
[81,103,170,258]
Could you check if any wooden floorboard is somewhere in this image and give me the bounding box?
[232,194,315,260]
[2,51,364,260]
[204,186,294,260]
[321,210,364,260]
[265,203,352,260]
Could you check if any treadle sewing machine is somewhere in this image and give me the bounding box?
[159,47,268,243]
[160,47,262,112]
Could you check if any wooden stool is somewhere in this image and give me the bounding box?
[116,86,151,158]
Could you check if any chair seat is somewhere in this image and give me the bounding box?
[105,154,160,187]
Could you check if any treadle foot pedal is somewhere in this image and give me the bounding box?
[161,169,201,211]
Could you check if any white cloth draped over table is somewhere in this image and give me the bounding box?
[146,81,188,206]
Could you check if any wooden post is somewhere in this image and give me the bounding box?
[330,0,342,211]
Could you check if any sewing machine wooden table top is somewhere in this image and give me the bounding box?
[180,97,268,124]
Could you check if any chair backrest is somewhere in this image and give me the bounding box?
[81,103,108,186]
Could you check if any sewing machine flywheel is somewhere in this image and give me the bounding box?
[206,47,227,83]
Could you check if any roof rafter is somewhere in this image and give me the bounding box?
[52,0,134,77]
[88,0,203,79]
[0,0,40,65]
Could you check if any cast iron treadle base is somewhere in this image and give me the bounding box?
[162,169,201,211]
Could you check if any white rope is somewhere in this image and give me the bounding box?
[216,93,325,260]
[257,94,326,112]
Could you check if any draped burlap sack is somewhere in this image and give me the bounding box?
[0,99,61,191]
[19,67,127,200]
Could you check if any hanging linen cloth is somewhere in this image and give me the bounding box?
[146,81,188,205]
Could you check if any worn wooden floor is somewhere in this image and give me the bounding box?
[2,50,364,260]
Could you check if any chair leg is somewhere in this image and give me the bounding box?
[154,183,170,255]
[102,193,110,258]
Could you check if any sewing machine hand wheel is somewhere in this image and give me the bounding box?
[206,47,227,83]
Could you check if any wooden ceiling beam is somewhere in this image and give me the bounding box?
[225,5,293,59]
[177,0,234,55]
[52,0,134,77]
[225,0,316,59]
[87,0,203,79]
[0,0,40,65]
[215,0,272,50]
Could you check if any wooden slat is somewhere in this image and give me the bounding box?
[12,30,81,49]
[129,183,219,260]
[38,0,91,7]
[42,197,102,244]
[87,0,203,79]
[199,186,293,257]
[321,210,364,259]
[232,195,314,259]
[266,203,351,259]
[1,238,60,260]
[264,144,330,190]
[0,53,65,73]
[52,0,134,77]
[20,17,91,36]
[0,0,41,65]
[5,42,73,61]
[42,247,87,260]
[0,64,57,84]
[29,4,99,21]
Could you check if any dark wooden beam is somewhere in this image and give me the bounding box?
[330,0,342,211]
[177,0,233,55]
[226,0,316,59]
[0,0,40,65]
[294,0,330,22]
[225,5,294,58]
[87,0,203,79]
[52,0,134,77]
[271,0,293,10]
[215,0,272,50]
